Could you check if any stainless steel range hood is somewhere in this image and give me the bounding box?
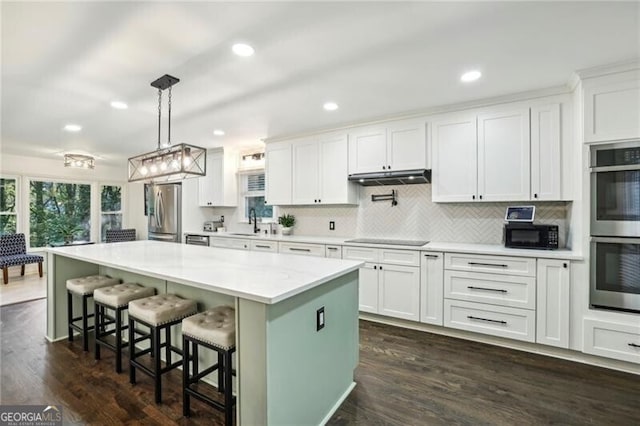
[348,169,431,186]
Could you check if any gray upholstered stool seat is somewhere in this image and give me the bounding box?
[94,283,156,373]
[94,283,155,308]
[66,275,119,352]
[182,306,236,349]
[128,294,197,404]
[182,306,237,425]
[66,275,119,295]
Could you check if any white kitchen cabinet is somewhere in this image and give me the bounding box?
[531,103,561,200]
[325,245,342,259]
[348,118,427,174]
[251,240,278,252]
[265,140,292,205]
[278,241,325,257]
[536,259,570,349]
[291,133,357,205]
[420,252,444,326]
[431,114,478,202]
[198,148,238,207]
[209,237,250,250]
[378,264,421,321]
[583,318,640,364]
[344,246,420,320]
[583,72,640,143]
[477,108,530,201]
[444,270,536,310]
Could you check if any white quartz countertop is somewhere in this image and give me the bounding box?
[183,231,583,260]
[47,241,363,304]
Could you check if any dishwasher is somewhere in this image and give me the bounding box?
[185,234,210,246]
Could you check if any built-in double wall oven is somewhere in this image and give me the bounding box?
[590,141,640,313]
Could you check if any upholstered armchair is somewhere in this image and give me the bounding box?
[105,229,136,243]
[0,233,44,284]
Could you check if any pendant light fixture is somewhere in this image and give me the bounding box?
[128,74,206,182]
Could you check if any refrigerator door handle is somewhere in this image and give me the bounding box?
[157,191,164,228]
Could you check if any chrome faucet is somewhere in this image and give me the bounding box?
[249,208,259,233]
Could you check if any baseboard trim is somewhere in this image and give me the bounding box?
[320,381,356,426]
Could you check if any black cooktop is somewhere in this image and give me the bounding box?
[345,238,429,247]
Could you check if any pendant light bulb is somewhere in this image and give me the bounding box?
[140,166,148,176]
[160,160,168,171]
[150,163,158,174]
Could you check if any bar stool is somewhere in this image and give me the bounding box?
[66,275,120,351]
[128,294,197,404]
[94,283,156,373]
[182,306,236,425]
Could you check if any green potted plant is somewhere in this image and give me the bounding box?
[278,214,295,235]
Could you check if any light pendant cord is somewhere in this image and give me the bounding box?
[167,86,172,147]
[157,88,162,150]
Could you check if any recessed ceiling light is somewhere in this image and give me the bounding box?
[213,129,225,136]
[64,124,82,132]
[232,43,255,57]
[110,100,128,110]
[323,102,339,111]
[461,70,482,83]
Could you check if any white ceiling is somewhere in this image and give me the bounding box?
[2,1,639,167]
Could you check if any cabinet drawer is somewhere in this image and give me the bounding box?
[209,238,229,248]
[444,299,535,343]
[251,240,277,252]
[379,249,420,266]
[445,253,536,277]
[444,270,536,310]
[325,245,343,259]
[583,319,640,364]
[278,242,325,257]
[227,239,250,250]
[343,246,378,262]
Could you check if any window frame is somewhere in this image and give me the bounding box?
[238,171,275,222]
[0,175,20,235]
[99,183,125,242]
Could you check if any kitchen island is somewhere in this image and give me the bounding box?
[46,240,363,425]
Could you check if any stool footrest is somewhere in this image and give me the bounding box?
[185,387,236,411]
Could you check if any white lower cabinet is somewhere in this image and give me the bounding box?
[536,259,570,348]
[250,240,278,252]
[210,238,250,250]
[420,252,444,326]
[583,319,640,364]
[278,242,325,257]
[444,270,536,310]
[325,245,342,259]
[344,246,420,320]
[444,299,536,342]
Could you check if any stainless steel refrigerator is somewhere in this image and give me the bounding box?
[147,183,182,243]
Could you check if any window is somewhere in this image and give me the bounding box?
[0,178,17,235]
[241,173,273,220]
[29,180,91,247]
[100,185,123,241]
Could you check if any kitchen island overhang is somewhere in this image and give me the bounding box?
[46,241,363,425]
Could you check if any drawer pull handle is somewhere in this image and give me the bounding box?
[468,262,508,268]
[255,245,271,249]
[290,248,311,252]
[467,315,507,325]
[327,247,338,251]
[424,254,439,258]
[467,286,507,293]
[629,343,640,348]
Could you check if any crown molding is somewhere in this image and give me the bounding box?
[574,58,640,81]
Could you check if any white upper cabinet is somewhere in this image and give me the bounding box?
[348,126,387,174]
[281,132,358,206]
[348,118,427,174]
[431,113,478,202]
[265,140,292,205]
[477,108,530,201]
[531,103,561,200]
[583,71,640,143]
[198,149,237,207]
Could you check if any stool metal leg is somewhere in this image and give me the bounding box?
[82,294,89,352]
[218,351,224,393]
[182,336,191,417]
[94,301,101,360]
[67,291,73,342]
[115,307,123,373]
[224,350,234,425]
[153,325,162,403]
[129,317,136,385]
[165,326,171,366]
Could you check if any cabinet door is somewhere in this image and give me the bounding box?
[291,137,319,204]
[318,133,357,204]
[378,264,420,321]
[477,108,530,201]
[431,114,478,202]
[531,104,561,200]
[359,263,379,313]
[386,118,427,171]
[265,141,292,205]
[584,77,640,143]
[325,245,342,259]
[536,259,570,349]
[348,126,387,174]
[197,151,222,206]
[420,252,444,326]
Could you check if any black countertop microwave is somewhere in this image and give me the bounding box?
[505,223,559,250]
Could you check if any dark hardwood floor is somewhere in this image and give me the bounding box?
[2,299,639,425]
